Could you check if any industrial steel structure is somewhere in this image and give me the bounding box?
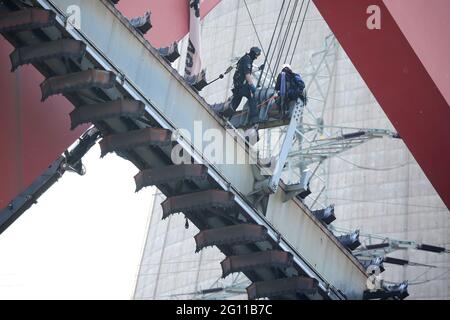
[0,0,369,300]
[0,0,448,300]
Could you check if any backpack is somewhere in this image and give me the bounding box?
[287,73,305,100]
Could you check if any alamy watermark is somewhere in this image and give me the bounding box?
[367,5,381,30]
[170,121,275,173]
[66,5,81,31]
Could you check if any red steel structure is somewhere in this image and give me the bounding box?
[0,0,448,223]
[0,0,221,212]
[313,0,450,208]
[117,0,221,48]
[2,0,446,299]
[0,40,87,211]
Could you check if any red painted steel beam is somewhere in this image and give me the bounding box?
[117,0,222,48]
[0,39,87,211]
[313,0,450,208]
[0,1,222,213]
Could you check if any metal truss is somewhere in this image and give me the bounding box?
[331,225,449,268]
[259,34,400,211]
[289,124,399,167]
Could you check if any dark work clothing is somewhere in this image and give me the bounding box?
[230,54,259,124]
[274,70,305,119]
[275,70,294,92]
[231,85,259,121]
[275,70,305,102]
[274,73,284,92]
[233,54,253,88]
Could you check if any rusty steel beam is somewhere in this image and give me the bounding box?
[99,127,172,157]
[221,250,293,278]
[10,39,86,72]
[158,43,180,63]
[40,69,116,101]
[0,8,55,33]
[134,164,207,192]
[194,224,268,252]
[247,276,318,300]
[70,99,145,130]
[161,189,234,219]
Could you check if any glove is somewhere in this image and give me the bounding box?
[259,63,265,71]
[249,84,257,94]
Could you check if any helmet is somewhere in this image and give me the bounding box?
[249,46,262,60]
[281,63,292,72]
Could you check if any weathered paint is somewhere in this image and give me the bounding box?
[47,0,368,297]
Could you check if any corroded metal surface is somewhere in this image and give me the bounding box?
[161,190,234,219]
[40,69,116,101]
[194,224,268,252]
[221,250,293,278]
[10,39,86,71]
[0,0,371,299]
[100,127,172,157]
[134,164,207,192]
[70,99,145,130]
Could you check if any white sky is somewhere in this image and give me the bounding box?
[0,145,154,299]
